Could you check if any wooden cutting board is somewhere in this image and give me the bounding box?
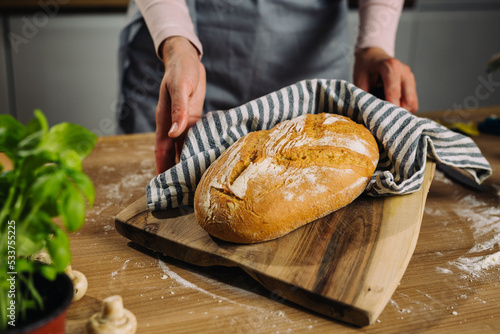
[115,161,435,327]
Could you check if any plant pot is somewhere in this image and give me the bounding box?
[7,273,74,334]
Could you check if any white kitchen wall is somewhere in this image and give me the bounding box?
[416,0,500,10]
[411,10,500,112]
[8,13,126,135]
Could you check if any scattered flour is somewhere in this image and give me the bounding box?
[103,224,114,234]
[155,259,315,331]
[448,193,500,277]
[435,267,453,275]
[426,175,500,278]
[390,299,412,315]
[275,310,286,317]
[111,259,130,279]
[157,259,287,316]
[87,158,155,219]
[94,159,154,211]
[467,233,500,253]
[494,184,500,197]
[101,165,116,172]
[158,260,198,290]
[452,252,500,277]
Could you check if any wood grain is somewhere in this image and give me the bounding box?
[115,161,435,326]
[63,107,500,333]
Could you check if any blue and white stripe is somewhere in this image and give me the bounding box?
[146,79,492,210]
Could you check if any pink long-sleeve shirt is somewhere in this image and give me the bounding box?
[136,0,403,59]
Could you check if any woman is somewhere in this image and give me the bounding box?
[117,0,418,173]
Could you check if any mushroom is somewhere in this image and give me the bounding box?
[29,250,88,301]
[28,250,52,264]
[65,265,88,302]
[29,249,88,302]
[86,295,137,334]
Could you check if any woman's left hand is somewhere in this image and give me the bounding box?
[354,47,419,113]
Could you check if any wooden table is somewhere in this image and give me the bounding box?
[66,107,500,333]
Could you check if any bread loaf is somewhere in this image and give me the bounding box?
[194,113,379,243]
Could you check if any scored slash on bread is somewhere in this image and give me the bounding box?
[194,113,379,243]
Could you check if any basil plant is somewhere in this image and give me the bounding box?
[0,110,97,329]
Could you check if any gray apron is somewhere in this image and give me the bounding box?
[117,0,350,134]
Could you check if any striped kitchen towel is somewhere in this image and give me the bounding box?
[146,79,492,210]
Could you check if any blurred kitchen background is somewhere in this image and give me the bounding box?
[1,0,500,135]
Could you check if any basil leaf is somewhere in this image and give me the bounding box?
[17,130,44,158]
[40,196,60,218]
[60,149,82,172]
[26,211,53,241]
[58,184,86,232]
[46,226,71,272]
[16,234,44,258]
[0,115,25,160]
[15,258,34,273]
[20,153,52,185]
[41,123,97,159]
[16,110,50,158]
[67,170,94,207]
[39,264,57,281]
[0,171,14,202]
[31,169,66,206]
[25,109,49,136]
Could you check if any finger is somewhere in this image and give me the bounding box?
[168,83,191,138]
[174,131,188,164]
[353,61,371,92]
[156,80,171,140]
[155,84,176,174]
[354,72,371,92]
[379,59,402,106]
[401,71,419,113]
[155,136,177,174]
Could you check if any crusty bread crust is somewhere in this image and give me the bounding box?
[194,113,379,243]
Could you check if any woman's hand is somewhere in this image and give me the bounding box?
[354,47,418,113]
[155,36,206,174]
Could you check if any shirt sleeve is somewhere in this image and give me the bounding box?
[355,0,404,57]
[135,0,203,59]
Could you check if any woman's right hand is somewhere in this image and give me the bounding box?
[155,36,206,174]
